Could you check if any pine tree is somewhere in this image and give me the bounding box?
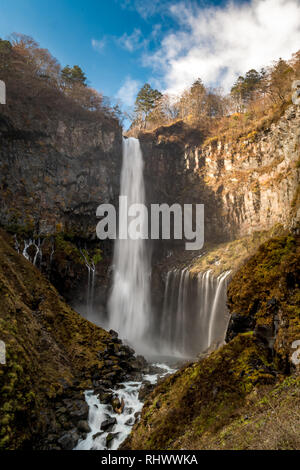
[71,65,87,86]
[134,83,162,121]
[0,39,12,72]
[61,65,87,88]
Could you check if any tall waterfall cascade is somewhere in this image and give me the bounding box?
[107,137,230,357]
[108,137,151,350]
[159,269,231,357]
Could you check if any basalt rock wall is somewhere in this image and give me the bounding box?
[0,100,122,236]
[139,105,300,248]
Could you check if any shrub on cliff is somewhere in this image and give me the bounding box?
[0,34,122,123]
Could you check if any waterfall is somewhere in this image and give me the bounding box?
[108,137,151,350]
[80,249,96,317]
[22,238,42,267]
[159,269,231,357]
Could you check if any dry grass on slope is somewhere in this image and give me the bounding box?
[0,229,110,449]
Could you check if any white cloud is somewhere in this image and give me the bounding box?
[144,0,300,95]
[119,0,167,19]
[117,28,147,52]
[116,76,141,106]
[91,38,106,52]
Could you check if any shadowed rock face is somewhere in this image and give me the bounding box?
[0,95,123,309]
[139,105,300,247]
[0,106,122,236]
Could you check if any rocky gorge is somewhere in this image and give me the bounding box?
[0,69,299,450]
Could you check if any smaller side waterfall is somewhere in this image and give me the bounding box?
[21,238,42,267]
[80,249,96,317]
[159,269,231,357]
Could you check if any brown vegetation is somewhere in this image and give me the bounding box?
[0,34,122,127]
[129,50,300,143]
[0,229,110,449]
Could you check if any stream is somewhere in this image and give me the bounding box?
[75,363,176,450]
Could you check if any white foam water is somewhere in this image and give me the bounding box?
[75,363,175,450]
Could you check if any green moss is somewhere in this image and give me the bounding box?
[227,234,300,362]
[190,225,286,277]
[0,229,110,449]
[55,233,83,264]
[124,232,299,451]
[124,333,276,450]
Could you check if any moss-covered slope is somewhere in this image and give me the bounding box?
[227,234,300,366]
[0,229,112,449]
[123,234,300,450]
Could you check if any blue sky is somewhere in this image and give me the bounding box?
[1,0,300,117]
[0,0,179,102]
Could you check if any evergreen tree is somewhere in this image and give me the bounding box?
[243,69,262,101]
[134,83,162,120]
[71,65,87,86]
[189,78,206,119]
[0,39,12,72]
[61,65,87,88]
[231,76,246,111]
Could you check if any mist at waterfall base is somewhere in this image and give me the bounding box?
[82,137,231,359]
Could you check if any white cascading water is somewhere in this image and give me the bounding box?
[108,137,151,349]
[160,269,231,357]
[80,249,96,317]
[75,364,175,451]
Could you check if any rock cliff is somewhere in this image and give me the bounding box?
[139,104,300,245]
[0,98,122,236]
[0,85,123,309]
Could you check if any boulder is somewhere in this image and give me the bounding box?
[100,417,117,432]
[109,329,118,338]
[106,432,120,449]
[77,420,91,433]
[69,400,89,423]
[139,381,154,401]
[125,417,134,426]
[98,391,113,404]
[58,429,80,450]
[111,397,125,414]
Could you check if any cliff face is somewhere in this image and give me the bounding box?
[140,123,225,246]
[0,91,122,308]
[139,105,300,245]
[0,101,122,236]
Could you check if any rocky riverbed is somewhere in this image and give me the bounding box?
[75,363,176,450]
[42,327,177,451]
